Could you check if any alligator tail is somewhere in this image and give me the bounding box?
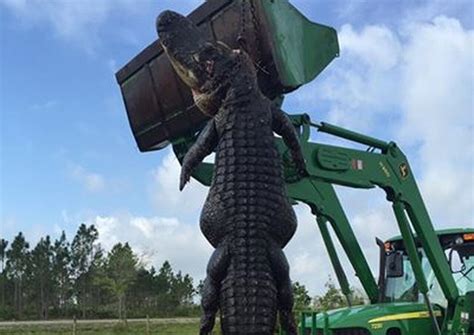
[219,241,278,335]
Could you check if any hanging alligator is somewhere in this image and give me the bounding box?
[157,10,307,335]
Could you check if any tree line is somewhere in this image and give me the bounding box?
[0,224,365,321]
[296,277,366,311]
[0,224,196,320]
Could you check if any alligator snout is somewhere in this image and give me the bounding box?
[156,10,182,33]
[156,10,210,90]
[156,9,242,116]
[157,10,202,50]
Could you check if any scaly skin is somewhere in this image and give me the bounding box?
[157,11,307,335]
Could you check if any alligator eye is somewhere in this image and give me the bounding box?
[192,54,200,63]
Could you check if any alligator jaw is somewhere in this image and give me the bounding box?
[156,10,211,91]
[157,10,242,116]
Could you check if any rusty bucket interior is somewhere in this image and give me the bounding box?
[116,0,339,152]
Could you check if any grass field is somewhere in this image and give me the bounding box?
[0,318,224,335]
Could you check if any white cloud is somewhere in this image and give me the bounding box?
[0,0,205,54]
[0,0,151,53]
[89,214,212,281]
[340,24,402,72]
[401,0,473,29]
[1,0,110,53]
[70,163,106,192]
[149,149,208,217]
[398,16,474,226]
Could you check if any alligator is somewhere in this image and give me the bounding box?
[157,10,307,335]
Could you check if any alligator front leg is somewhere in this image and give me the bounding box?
[268,244,297,335]
[180,119,218,190]
[200,245,229,335]
[271,106,307,177]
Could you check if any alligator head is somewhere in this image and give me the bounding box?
[157,10,256,116]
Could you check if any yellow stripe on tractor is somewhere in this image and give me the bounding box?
[368,311,443,323]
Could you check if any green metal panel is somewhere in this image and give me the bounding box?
[260,0,339,88]
[387,227,474,242]
[303,302,444,335]
[392,201,441,335]
[316,216,352,305]
[392,202,430,295]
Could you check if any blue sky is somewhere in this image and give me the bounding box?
[1,0,473,296]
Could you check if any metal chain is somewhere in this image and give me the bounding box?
[250,0,269,74]
[240,0,268,74]
[237,0,249,52]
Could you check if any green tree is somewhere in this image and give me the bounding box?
[52,231,72,315]
[196,279,204,298]
[171,271,195,306]
[5,233,30,319]
[313,276,366,311]
[0,239,8,309]
[128,267,156,316]
[155,261,174,314]
[30,236,54,319]
[102,243,138,320]
[1,228,202,320]
[71,224,100,318]
[0,239,7,272]
[292,281,311,310]
[349,288,366,306]
[313,277,345,310]
[153,261,197,316]
[156,261,173,294]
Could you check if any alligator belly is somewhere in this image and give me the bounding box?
[200,179,296,248]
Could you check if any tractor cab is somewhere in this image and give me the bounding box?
[301,228,474,335]
[382,229,474,308]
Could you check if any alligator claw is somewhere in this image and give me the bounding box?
[179,169,190,191]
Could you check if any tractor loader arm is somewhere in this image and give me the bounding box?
[281,114,461,335]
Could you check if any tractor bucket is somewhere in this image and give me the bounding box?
[116,0,339,152]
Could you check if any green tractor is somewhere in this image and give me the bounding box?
[115,1,473,334]
[277,116,474,335]
[299,228,474,335]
